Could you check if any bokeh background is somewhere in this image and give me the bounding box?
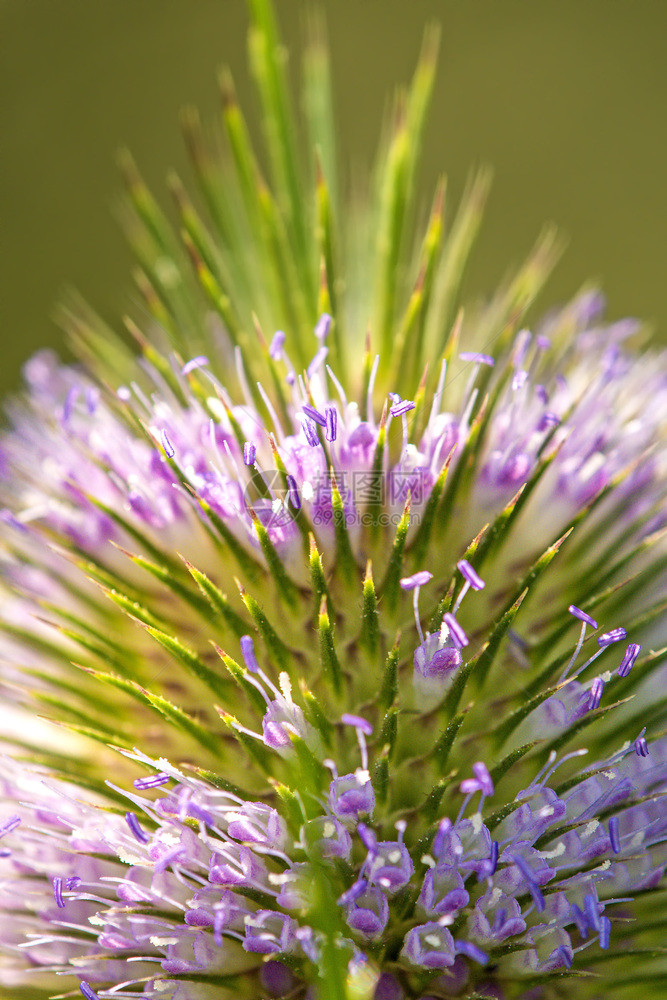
[2,0,666,396]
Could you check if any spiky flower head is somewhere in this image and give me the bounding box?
[0,2,665,999]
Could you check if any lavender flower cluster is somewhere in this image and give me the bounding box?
[1,701,665,1000]
[1,293,663,569]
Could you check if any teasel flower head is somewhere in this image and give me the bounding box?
[0,1,666,998]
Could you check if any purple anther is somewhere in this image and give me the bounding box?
[460,351,495,367]
[134,773,169,790]
[66,876,81,891]
[583,895,600,933]
[125,812,150,844]
[243,442,256,466]
[303,418,320,447]
[80,984,99,1000]
[598,628,627,647]
[599,915,611,949]
[489,841,499,875]
[568,605,597,629]
[63,385,79,423]
[432,818,452,857]
[341,714,373,736]
[635,735,649,757]
[357,822,377,854]
[390,399,415,418]
[618,643,640,678]
[161,430,175,459]
[338,879,368,907]
[400,571,433,591]
[302,404,326,427]
[307,347,328,377]
[472,761,494,796]
[315,313,332,341]
[85,386,99,414]
[555,946,573,969]
[537,411,560,431]
[325,405,337,442]
[457,559,485,590]
[0,510,26,533]
[269,330,286,360]
[512,855,545,911]
[0,816,20,839]
[240,635,260,673]
[460,762,493,797]
[53,876,65,908]
[443,612,469,649]
[454,939,488,965]
[286,474,301,510]
[570,903,587,938]
[181,356,209,375]
[609,816,621,854]
[587,677,604,711]
[512,370,528,391]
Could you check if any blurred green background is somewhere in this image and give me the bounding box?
[2,0,666,395]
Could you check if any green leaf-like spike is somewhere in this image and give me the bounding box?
[314,157,344,373]
[318,595,343,695]
[299,680,334,749]
[181,229,246,352]
[395,177,446,386]
[360,561,381,656]
[213,645,268,715]
[249,509,301,609]
[237,581,293,676]
[432,710,466,773]
[379,635,401,711]
[410,451,454,568]
[142,624,231,702]
[289,731,328,796]
[499,528,573,621]
[192,493,262,583]
[375,24,439,361]
[382,496,412,613]
[330,471,358,585]
[217,708,272,773]
[182,560,248,638]
[102,586,165,632]
[429,170,491,358]
[271,779,306,832]
[81,493,186,579]
[247,0,314,327]
[114,545,212,620]
[380,706,399,758]
[374,747,390,806]
[492,678,578,747]
[218,66,265,233]
[422,777,452,824]
[489,741,542,788]
[309,533,331,615]
[474,588,529,690]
